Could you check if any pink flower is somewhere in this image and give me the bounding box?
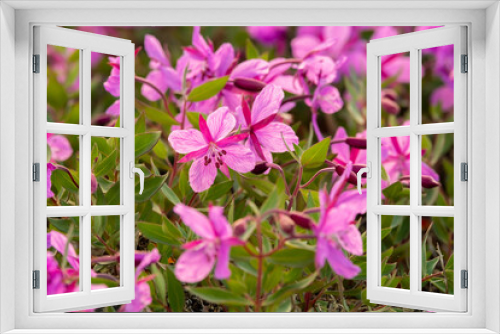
[332,127,366,169]
[238,85,299,164]
[313,163,364,279]
[312,85,344,114]
[173,204,244,283]
[168,107,255,193]
[247,26,288,45]
[47,163,56,198]
[46,231,81,295]
[47,133,73,162]
[381,128,440,185]
[103,56,121,115]
[120,249,161,312]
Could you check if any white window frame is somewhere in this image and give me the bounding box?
[0,1,498,333]
[33,25,136,312]
[366,26,467,312]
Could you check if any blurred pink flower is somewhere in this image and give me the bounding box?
[168,107,255,193]
[103,56,121,115]
[173,204,244,283]
[47,163,56,198]
[47,133,73,162]
[120,249,161,312]
[332,127,366,170]
[313,163,363,279]
[312,85,344,114]
[238,85,298,164]
[247,26,288,45]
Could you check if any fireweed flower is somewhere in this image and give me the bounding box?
[103,56,121,116]
[47,133,73,162]
[168,107,255,193]
[173,204,244,283]
[331,127,367,177]
[312,163,364,279]
[238,85,299,164]
[47,163,56,198]
[247,26,288,46]
[119,249,161,312]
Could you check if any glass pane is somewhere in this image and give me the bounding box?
[421,133,454,206]
[91,137,121,205]
[47,45,80,124]
[47,217,80,295]
[380,52,410,127]
[381,215,410,289]
[421,216,454,295]
[91,52,121,126]
[421,45,454,124]
[380,136,410,205]
[47,134,80,206]
[91,216,121,290]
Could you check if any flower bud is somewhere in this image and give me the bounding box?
[381,89,400,115]
[233,77,267,92]
[289,211,314,230]
[278,214,295,235]
[334,164,358,185]
[233,218,248,237]
[421,175,441,189]
[251,162,269,175]
[345,137,367,149]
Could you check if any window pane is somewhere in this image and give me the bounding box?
[46,45,80,124]
[421,133,454,206]
[421,216,454,295]
[47,217,80,295]
[380,52,410,127]
[91,137,121,205]
[381,215,410,290]
[91,52,121,126]
[47,134,80,206]
[380,136,410,205]
[91,216,121,290]
[421,45,454,124]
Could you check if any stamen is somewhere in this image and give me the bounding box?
[215,162,220,168]
[221,150,227,155]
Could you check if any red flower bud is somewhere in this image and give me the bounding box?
[233,77,267,92]
[278,214,295,235]
[334,164,358,185]
[251,162,269,175]
[345,137,367,149]
[289,212,314,230]
[233,218,249,237]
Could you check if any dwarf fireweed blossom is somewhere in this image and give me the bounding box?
[313,163,364,279]
[173,204,244,283]
[168,107,255,193]
[238,85,299,164]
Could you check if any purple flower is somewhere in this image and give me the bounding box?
[103,56,121,115]
[312,85,344,114]
[312,163,364,279]
[47,133,73,162]
[247,26,288,45]
[238,85,299,164]
[47,163,56,198]
[168,107,255,193]
[173,204,244,283]
[120,249,161,312]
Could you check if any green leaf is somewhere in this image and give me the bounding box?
[136,175,168,202]
[186,287,252,306]
[51,169,79,193]
[382,181,403,201]
[137,222,181,246]
[47,71,68,110]
[178,168,188,199]
[91,137,112,156]
[161,184,181,205]
[166,266,185,312]
[425,257,440,277]
[135,112,146,134]
[135,132,161,158]
[151,264,166,304]
[300,137,331,168]
[187,76,229,102]
[94,151,117,178]
[200,180,233,202]
[136,100,178,127]
[268,248,315,268]
[262,272,318,306]
[186,112,203,129]
[246,39,259,59]
[260,186,286,213]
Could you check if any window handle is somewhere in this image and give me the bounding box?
[356,162,371,195]
[130,162,145,195]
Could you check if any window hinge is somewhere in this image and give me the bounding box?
[33,270,40,289]
[461,162,468,181]
[461,54,468,73]
[33,163,40,182]
[461,270,468,289]
[33,54,40,73]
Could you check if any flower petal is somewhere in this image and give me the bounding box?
[337,225,363,256]
[192,26,212,57]
[207,107,236,142]
[174,245,216,283]
[144,34,169,68]
[220,144,256,174]
[174,203,215,239]
[105,100,120,116]
[332,127,350,165]
[208,205,232,239]
[214,242,231,280]
[254,122,298,153]
[251,84,284,124]
[122,280,152,312]
[230,59,269,79]
[135,248,161,278]
[189,157,217,193]
[168,129,207,154]
[326,244,361,279]
[141,69,168,101]
[209,43,235,77]
[47,135,73,162]
[314,237,329,269]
